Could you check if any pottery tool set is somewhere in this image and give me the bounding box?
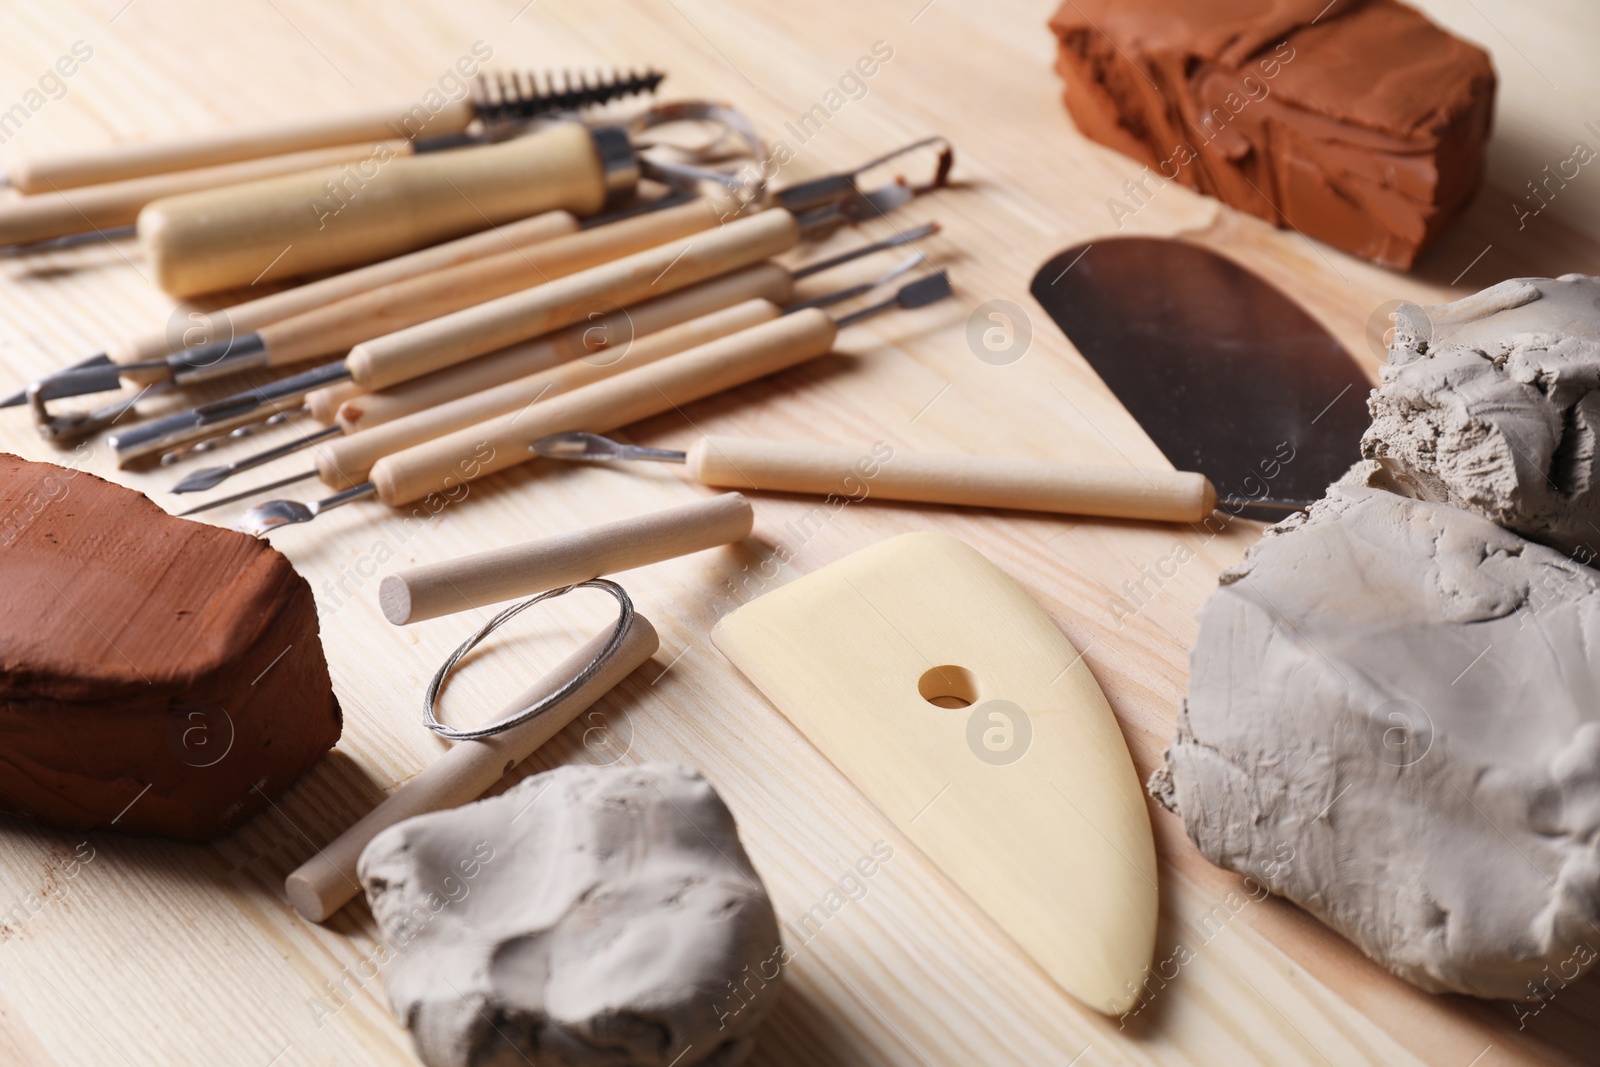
[6,3,1591,1064]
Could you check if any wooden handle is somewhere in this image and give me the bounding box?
[333,262,794,432]
[370,308,836,506]
[250,197,721,369]
[283,612,659,922]
[346,208,799,390]
[9,99,475,193]
[380,494,753,624]
[306,381,365,423]
[315,299,783,488]
[139,122,611,297]
[0,142,410,247]
[108,210,577,368]
[686,437,1219,522]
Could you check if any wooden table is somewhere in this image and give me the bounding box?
[1,2,1598,1064]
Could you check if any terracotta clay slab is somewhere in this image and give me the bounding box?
[712,531,1157,1014]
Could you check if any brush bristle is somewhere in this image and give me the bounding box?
[473,69,665,123]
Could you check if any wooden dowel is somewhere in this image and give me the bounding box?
[139,122,612,297]
[283,612,659,922]
[106,210,578,368]
[0,141,409,247]
[313,299,782,488]
[238,198,722,370]
[368,307,836,506]
[686,437,1219,522]
[380,494,752,625]
[327,263,794,432]
[8,99,476,192]
[346,208,799,390]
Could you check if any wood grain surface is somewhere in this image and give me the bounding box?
[0,2,1597,1065]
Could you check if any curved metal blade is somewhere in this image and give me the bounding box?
[1030,239,1371,522]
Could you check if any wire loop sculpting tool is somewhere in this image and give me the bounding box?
[423,579,635,741]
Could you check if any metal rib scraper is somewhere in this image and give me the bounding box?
[1031,238,1372,518]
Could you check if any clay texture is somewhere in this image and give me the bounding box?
[359,762,782,1067]
[1048,0,1495,269]
[1152,471,1600,998]
[1364,274,1600,558]
[0,453,340,840]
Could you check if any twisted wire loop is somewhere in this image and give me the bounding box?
[422,579,634,741]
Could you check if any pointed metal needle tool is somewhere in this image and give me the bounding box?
[175,469,322,518]
[162,227,942,497]
[0,224,136,258]
[232,269,955,537]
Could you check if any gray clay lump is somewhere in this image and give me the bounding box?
[359,762,783,1067]
[1153,471,1600,999]
[1364,273,1600,559]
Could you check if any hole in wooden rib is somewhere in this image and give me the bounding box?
[918,665,978,709]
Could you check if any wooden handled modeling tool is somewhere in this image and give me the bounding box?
[4,210,579,409]
[321,224,934,433]
[345,207,801,390]
[139,122,636,297]
[234,310,835,534]
[283,612,659,922]
[173,279,790,505]
[182,299,778,504]
[0,141,408,247]
[311,255,927,487]
[380,493,753,624]
[323,266,791,430]
[224,270,949,534]
[532,433,1218,523]
[229,270,950,534]
[8,70,662,192]
[135,98,759,298]
[313,301,790,490]
[110,197,720,389]
[170,226,935,499]
[106,209,799,464]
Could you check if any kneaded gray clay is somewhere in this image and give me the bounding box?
[1151,467,1600,999]
[358,762,782,1067]
[1364,273,1600,558]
